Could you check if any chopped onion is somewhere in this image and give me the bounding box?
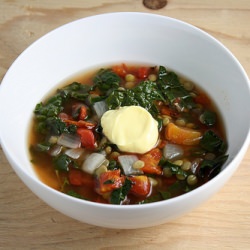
[57,133,81,149]
[49,144,62,156]
[163,143,184,160]
[82,153,106,174]
[93,101,108,118]
[118,155,143,175]
[65,148,85,159]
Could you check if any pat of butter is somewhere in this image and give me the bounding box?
[101,106,158,154]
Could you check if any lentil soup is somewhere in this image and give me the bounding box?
[29,64,228,205]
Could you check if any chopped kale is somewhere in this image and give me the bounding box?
[157,66,195,111]
[198,154,229,180]
[200,130,227,153]
[110,178,132,204]
[54,154,72,172]
[92,69,121,92]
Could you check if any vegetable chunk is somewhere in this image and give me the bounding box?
[165,122,202,145]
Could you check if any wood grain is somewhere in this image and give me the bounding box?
[1,1,250,249]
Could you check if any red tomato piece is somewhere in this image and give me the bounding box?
[140,148,163,175]
[112,64,128,77]
[97,169,125,193]
[129,175,151,197]
[68,168,94,187]
[137,67,150,79]
[77,128,96,149]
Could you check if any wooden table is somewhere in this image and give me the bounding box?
[1,1,250,249]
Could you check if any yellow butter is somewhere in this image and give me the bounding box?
[101,106,158,154]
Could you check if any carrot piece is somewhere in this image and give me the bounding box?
[129,175,151,197]
[165,122,202,145]
[140,148,163,175]
[68,168,94,187]
[97,169,125,193]
[77,128,96,149]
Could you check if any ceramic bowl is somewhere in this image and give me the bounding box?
[0,12,249,229]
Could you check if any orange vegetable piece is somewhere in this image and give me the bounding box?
[77,128,96,149]
[112,64,128,77]
[137,67,150,79]
[98,170,125,193]
[140,148,162,175]
[165,122,202,145]
[68,168,94,187]
[129,175,151,197]
[79,105,88,120]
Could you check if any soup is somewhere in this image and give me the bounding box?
[29,64,228,205]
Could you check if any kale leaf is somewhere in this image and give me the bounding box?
[157,66,195,111]
[110,178,132,205]
[200,130,227,153]
[92,69,121,92]
[198,154,229,180]
[106,80,164,117]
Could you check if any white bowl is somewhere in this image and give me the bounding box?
[0,12,250,229]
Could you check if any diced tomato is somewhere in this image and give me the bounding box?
[140,148,163,175]
[129,175,151,196]
[68,168,94,187]
[97,169,125,193]
[137,67,149,79]
[77,128,96,149]
[112,64,128,77]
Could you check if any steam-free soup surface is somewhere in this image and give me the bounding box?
[29,64,228,205]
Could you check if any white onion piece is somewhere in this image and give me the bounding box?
[118,155,143,175]
[163,143,184,160]
[49,144,62,156]
[65,148,85,159]
[93,101,108,118]
[57,133,81,149]
[82,153,106,174]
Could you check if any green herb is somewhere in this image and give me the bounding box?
[200,110,217,126]
[198,154,229,179]
[92,69,121,92]
[67,190,87,200]
[161,160,188,178]
[54,154,72,172]
[106,80,164,117]
[110,178,132,204]
[157,66,195,111]
[200,130,227,153]
[58,82,90,101]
